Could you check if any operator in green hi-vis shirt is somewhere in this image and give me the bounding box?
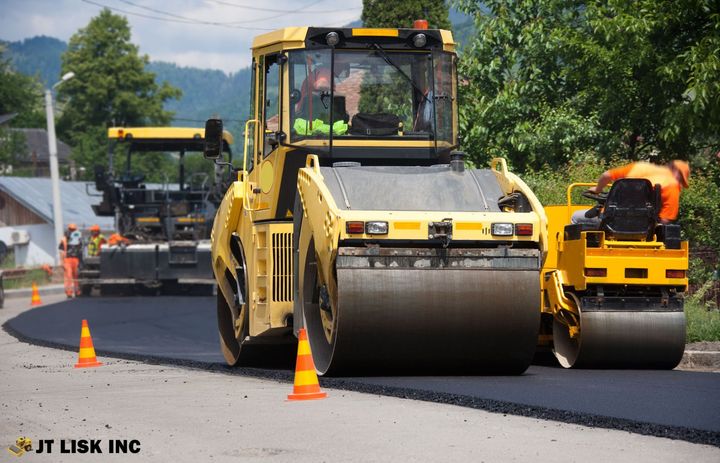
[293,67,348,136]
[293,118,348,136]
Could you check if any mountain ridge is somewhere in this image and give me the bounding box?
[1,36,247,128]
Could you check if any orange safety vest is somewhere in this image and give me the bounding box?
[108,233,130,246]
[607,162,682,221]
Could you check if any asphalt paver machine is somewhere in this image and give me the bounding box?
[80,127,233,295]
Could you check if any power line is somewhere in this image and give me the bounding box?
[84,0,360,29]
[205,0,324,25]
[80,0,274,30]
[319,14,362,27]
[116,0,281,26]
[209,0,362,14]
[219,0,330,25]
[116,0,218,23]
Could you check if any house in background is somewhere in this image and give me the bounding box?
[6,128,74,177]
[1,113,75,177]
[0,177,114,266]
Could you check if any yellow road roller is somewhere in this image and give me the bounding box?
[204,26,548,375]
[540,181,688,368]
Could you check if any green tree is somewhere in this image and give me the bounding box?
[454,0,720,170]
[57,9,181,177]
[0,48,45,128]
[0,128,27,172]
[0,48,44,173]
[362,0,451,29]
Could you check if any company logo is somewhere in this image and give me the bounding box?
[7,437,32,457]
[7,437,141,456]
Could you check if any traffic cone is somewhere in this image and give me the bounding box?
[74,319,102,368]
[287,328,327,401]
[30,282,42,306]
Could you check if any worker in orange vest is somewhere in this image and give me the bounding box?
[588,160,690,224]
[86,224,106,257]
[59,223,83,298]
[108,233,130,247]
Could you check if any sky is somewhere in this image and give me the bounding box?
[0,0,364,73]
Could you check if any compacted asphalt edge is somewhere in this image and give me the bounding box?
[4,319,719,448]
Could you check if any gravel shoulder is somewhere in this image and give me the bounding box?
[1,297,719,462]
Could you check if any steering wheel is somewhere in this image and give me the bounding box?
[582,189,607,204]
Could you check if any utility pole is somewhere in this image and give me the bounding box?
[45,72,74,265]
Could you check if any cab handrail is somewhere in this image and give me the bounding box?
[243,119,259,211]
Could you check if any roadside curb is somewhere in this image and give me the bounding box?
[679,350,720,371]
[4,284,66,299]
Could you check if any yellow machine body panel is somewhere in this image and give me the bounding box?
[542,205,688,293]
[298,157,543,246]
[108,126,234,145]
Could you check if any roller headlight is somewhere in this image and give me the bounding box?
[491,223,513,236]
[412,33,427,48]
[365,221,389,235]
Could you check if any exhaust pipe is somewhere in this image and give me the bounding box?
[450,150,466,173]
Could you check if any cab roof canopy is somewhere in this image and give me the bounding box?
[107,127,233,152]
[251,27,455,52]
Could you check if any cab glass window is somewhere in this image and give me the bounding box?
[289,49,331,142]
[245,58,258,172]
[263,54,281,157]
[433,51,456,147]
[287,48,447,143]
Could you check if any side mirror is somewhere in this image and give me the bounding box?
[204,118,224,160]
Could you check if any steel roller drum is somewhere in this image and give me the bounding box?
[553,299,686,369]
[303,248,542,376]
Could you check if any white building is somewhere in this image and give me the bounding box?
[0,177,114,266]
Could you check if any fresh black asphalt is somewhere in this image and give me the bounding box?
[4,297,720,446]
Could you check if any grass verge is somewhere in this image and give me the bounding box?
[686,298,720,343]
[2,269,52,290]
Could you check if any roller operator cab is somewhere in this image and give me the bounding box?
[207,27,548,375]
[81,127,234,295]
[540,181,689,368]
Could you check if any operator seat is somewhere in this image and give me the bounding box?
[599,178,660,241]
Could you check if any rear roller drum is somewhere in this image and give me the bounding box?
[217,275,250,366]
[553,293,686,369]
[300,238,542,376]
[300,237,338,375]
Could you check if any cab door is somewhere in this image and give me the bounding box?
[250,53,283,214]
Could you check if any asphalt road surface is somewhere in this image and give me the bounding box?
[5,296,720,446]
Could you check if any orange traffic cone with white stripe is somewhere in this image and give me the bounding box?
[30,282,42,306]
[74,319,102,368]
[287,328,327,401]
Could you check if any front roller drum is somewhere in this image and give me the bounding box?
[553,295,686,369]
[302,246,542,376]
